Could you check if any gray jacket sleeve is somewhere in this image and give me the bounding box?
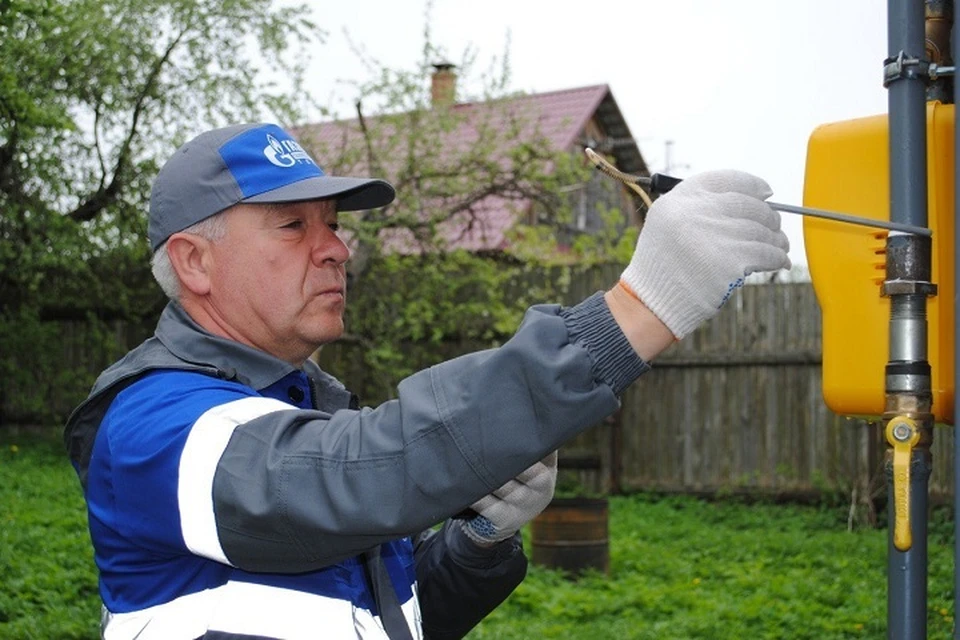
[214,292,649,571]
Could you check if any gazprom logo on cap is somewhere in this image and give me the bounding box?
[264,134,314,168]
[220,124,325,198]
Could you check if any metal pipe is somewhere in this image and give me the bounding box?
[927,0,955,101]
[886,450,933,635]
[952,1,960,635]
[770,201,932,236]
[886,0,934,638]
[889,3,930,230]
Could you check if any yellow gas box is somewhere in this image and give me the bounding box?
[803,101,955,425]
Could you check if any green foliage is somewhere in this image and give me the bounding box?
[323,250,524,403]
[569,204,639,265]
[0,308,116,426]
[322,253,627,405]
[3,435,955,639]
[351,251,518,345]
[509,205,639,267]
[1,0,323,248]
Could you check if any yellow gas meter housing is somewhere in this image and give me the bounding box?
[803,102,955,425]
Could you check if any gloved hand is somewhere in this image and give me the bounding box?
[620,170,791,339]
[461,451,559,547]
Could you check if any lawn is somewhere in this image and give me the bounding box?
[1,431,954,639]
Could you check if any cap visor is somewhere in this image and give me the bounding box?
[243,175,395,211]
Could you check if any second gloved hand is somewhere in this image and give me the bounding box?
[461,451,559,547]
[620,170,792,339]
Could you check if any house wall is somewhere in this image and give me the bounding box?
[580,117,644,227]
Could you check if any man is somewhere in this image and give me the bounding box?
[65,123,790,639]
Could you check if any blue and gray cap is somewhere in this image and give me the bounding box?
[148,123,395,251]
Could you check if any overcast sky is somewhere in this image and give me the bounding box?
[299,0,892,266]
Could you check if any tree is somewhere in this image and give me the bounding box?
[0,0,323,425]
[299,26,637,402]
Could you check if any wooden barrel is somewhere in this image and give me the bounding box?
[531,497,609,577]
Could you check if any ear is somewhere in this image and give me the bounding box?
[165,233,213,296]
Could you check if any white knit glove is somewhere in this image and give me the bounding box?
[461,451,559,546]
[620,170,791,338]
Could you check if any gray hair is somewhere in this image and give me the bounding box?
[151,212,228,301]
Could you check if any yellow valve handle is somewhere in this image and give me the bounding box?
[885,417,920,551]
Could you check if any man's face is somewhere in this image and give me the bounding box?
[204,199,350,364]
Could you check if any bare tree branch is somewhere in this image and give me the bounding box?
[355,100,385,181]
[93,104,107,191]
[0,118,19,194]
[67,28,188,222]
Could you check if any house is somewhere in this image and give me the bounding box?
[295,65,650,254]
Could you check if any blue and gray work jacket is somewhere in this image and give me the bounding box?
[64,292,649,639]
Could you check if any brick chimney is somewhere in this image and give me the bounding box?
[430,62,457,107]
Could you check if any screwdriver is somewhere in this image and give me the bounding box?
[584,148,932,237]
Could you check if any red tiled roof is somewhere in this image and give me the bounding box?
[295,84,633,252]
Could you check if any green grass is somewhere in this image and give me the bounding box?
[0,432,954,639]
[473,496,956,639]
[1,432,99,639]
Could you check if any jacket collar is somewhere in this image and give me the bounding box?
[64,301,353,486]
[155,301,300,392]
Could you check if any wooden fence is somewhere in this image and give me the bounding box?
[560,280,955,506]
[20,268,956,503]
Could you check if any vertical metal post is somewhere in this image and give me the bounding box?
[885,1,935,639]
[953,3,960,636]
